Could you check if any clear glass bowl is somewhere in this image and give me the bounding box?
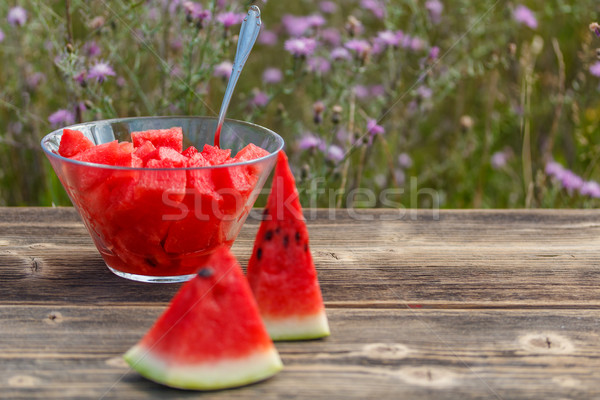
[41,116,284,283]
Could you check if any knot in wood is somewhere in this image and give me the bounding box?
[362,343,408,360]
[44,311,63,325]
[519,332,574,354]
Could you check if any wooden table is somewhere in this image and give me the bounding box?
[1,207,600,399]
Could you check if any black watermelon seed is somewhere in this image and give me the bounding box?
[275,227,281,234]
[295,231,301,242]
[145,257,158,267]
[198,268,214,278]
[265,230,273,241]
[304,243,308,252]
[257,248,263,260]
[283,235,289,248]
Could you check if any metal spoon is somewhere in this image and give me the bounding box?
[213,5,262,148]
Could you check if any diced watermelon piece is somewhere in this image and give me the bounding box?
[182,146,199,158]
[124,247,283,390]
[73,140,133,166]
[69,141,134,191]
[201,144,232,165]
[131,127,183,152]
[246,151,330,341]
[234,143,270,163]
[58,129,95,158]
[133,141,158,165]
[147,147,188,168]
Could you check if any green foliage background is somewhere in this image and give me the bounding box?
[1,0,599,208]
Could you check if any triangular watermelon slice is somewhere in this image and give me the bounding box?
[246,151,330,341]
[124,247,283,390]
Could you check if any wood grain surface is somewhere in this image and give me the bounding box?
[1,207,600,399]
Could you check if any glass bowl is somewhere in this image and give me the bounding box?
[41,116,283,283]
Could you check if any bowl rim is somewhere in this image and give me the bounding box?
[40,116,284,171]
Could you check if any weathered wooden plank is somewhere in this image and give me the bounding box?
[1,208,600,306]
[1,306,599,399]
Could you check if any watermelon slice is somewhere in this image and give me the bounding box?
[124,247,283,390]
[246,151,330,341]
[131,127,183,152]
[58,128,95,158]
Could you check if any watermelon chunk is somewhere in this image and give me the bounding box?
[124,247,283,390]
[58,129,95,158]
[133,141,158,165]
[201,144,232,165]
[234,143,270,163]
[131,127,183,152]
[182,146,199,158]
[246,151,330,341]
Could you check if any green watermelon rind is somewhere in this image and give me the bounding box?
[123,345,283,390]
[263,310,330,341]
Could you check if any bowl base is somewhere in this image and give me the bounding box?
[107,266,196,283]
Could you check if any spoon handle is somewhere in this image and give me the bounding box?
[214,6,262,148]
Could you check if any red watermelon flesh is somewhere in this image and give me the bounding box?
[131,127,183,152]
[246,151,329,341]
[133,141,158,165]
[123,247,283,390]
[68,141,133,191]
[201,144,231,165]
[182,145,199,158]
[58,128,95,158]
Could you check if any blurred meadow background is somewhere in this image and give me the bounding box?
[1,0,600,208]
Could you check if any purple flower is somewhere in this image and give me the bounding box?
[429,46,440,59]
[398,153,413,168]
[307,57,331,74]
[319,1,338,14]
[116,76,126,87]
[298,134,326,151]
[352,85,369,99]
[321,28,341,46]
[259,29,278,46]
[561,170,584,192]
[376,30,400,47]
[327,145,345,162]
[370,85,385,98]
[262,67,283,84]
[183,2,211,22]
[251,90,269,107]
[353,85,369,99]
[213,61,232,79]
[345,39,371,57]
[545,161,565,179]
[306,14,326,28]
[416,86,433,99]
[216,11,244,28]
[282,14,311,37]
[580,181,600,198]
[490,151,509,169]
[284,37,317,57]
[74,70,87,85]
[409,37,425,51]
[590,61,600,77]
[84,41,101,58]
[330,47,351,61]
[26,72,45,90]
[513,5,538,29]
[7,6,27,27]
[361,0,385,19]
[425,0,443,24]
[0,29,4,43]
[367,119,385,135]
[48,109,75,127]
[87,61,116,83]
